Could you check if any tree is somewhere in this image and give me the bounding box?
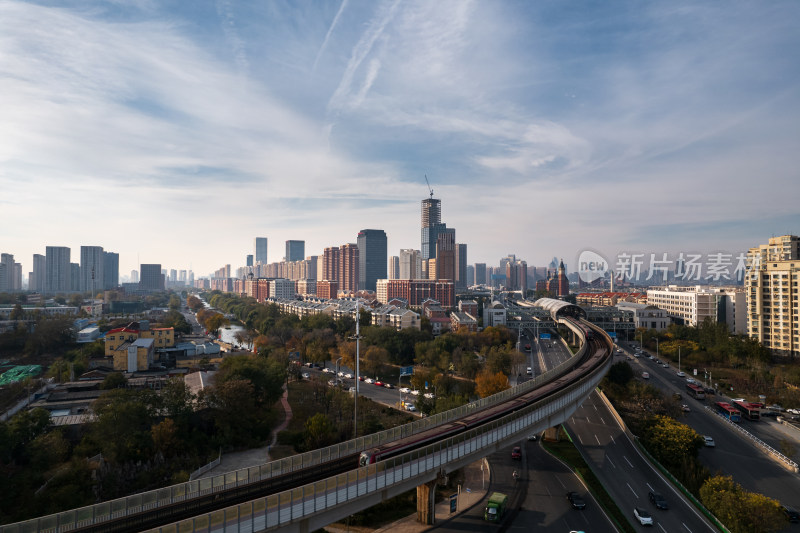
[216,355,286,407]
[82,389,158,463]
[700,475,785,533]
[203,379,264,446]
[362,346,389,377]
[168,294,181,311]
[9,303,24,320]
[151,418,179,457]
[475,370,509,398]
[640,415,703,470]
[101,372,127,390]
[161,378,196,421]
[304,413,335,450]
[606,361,634,386]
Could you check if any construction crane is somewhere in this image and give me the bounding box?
[424,174,434,199]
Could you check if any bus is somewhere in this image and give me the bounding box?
[732,400,761,421]
[686,383,706,400]
[716,402,742,422]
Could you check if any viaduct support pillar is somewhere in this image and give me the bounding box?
[416,480,437,525]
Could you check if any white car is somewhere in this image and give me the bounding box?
[301,372,310,379]
[400,387,410,393]
[686,378,697,384]
[405,403,416,412]
[337,371,344,377]
[704,436,715,447]
[787,408,800,415]
[411,389,421,396]
[676,371,686,377]
[424,393,435,399]
[364,378,374,384]
[321,368,332,373]
[634,507,653,526]
[526,367,532,375]
[344,373,353,379]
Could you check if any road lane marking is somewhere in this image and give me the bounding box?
[658,523,667,533]
[610,434,616,445]
[607,456,616,468]
[600,416,606,425]
[683,523,693,533]
[595,434,602,445]
[647,482,655,492]
[624,456,634,468]
[577,433,584,445]
[627,483,639,498]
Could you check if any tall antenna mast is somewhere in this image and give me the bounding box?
[424,174,434,199]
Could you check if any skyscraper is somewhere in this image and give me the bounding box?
[435,231,456,281]
[254,237,268,264]
[285,240,305,263]
[339,243,359,293]
[357,229,387,293]
[31,254,45,292]
[103,251,119,289]
[246,254,254,267]
[323,246,340,281]
[399,249,421,279]
[455,243,468,289]
[421,198,441,228]
[421,197,444,260]
[389,256,400,279]
[140,264,165,291]
[45,246,71,293]
[475,263,487,285]
[80,246,105,294]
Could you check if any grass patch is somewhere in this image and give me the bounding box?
[543,428,635,533]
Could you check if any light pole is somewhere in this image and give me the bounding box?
[656,337,659,359]
[678,346,681,373]
[348,299,362,439]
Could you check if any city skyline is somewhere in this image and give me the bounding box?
[1,1,799,276]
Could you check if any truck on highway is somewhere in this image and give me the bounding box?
[484,492,508,521]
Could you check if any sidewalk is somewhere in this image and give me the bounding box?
[327,457,490,533]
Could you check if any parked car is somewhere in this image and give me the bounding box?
[364,378,374,384]
[511,446,522,460]
[682,404,691,412]
[782,505,800,523]
[527,367,532,375]
[400,387,410,393]
[344,373,353,379]
[301,372,310,379]
[424,392,435,399]
[634,507,654,526]
[648,491,668,510]
[384,383,393,389]
[411,389,421,396]
[704,436,715,447]
[642,372,650,379]
[676,371,686,377]
[405,403,416,412]
[566,491,586,510]
[374,381,384,387]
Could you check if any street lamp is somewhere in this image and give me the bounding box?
[656,337,659,359]
[348,299,363,439]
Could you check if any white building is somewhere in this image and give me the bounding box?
[483,300,507,328]
[646,285,745,333]
[616,302,671,331]
[269,278,296,299]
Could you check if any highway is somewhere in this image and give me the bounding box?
[620,341,800,518]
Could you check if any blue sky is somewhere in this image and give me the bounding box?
[1,0,799,279]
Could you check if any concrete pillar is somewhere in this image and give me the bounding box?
[543,426,561,441]
[416,480,437,525]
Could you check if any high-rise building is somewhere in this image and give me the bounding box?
[285,240,305,263]
[306,255,319,280]
[323,247,340,281]
[422,222,448,260]
[506,260,528,294]
[31,254,46,292]
[455,243,468,289]
[475,263,487,285]
[246,254,254,267]
[46,246,71,294]
[421,198,441,228]
[80,246,105,294]
[131,269,139,283]
[435,232,456,281]
[254,237,268,264]
[339,243,359,293]
[103,251,119,289]
[746,235,800,357]
[70,263,81,292]
[357,229,387,293]
[466,264,475,287]
[376,279,455,308]
[140,264,165,291]
[399,249,421,279]
[0,253,21,292]
[389,256,400,279]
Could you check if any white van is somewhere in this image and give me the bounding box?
[642,372,650,379]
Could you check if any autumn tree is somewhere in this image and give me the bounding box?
[475,370,509,398]
[700,475,785,533]
[639,415,703,470]
[362,345,389,378]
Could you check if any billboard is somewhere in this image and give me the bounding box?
[400,366,414,376]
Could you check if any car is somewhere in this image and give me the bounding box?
[337,371,345,377]
[642,372,650,379]
[787,408,800,415]
[384,383,393,389]
[511,446,522,460]
[682,404,691,413]
[364,378,374,384]
[566,491,586,510]
[527,367,532,375]
[400,387,410,393]
[634,353,640,358]
[424,392,435,399]
[686,378,697,384]
[344,373,353,379]
[648,492,668,510]
[301,372,310,379]
[634,507,653,526]
[322,368,331,373]
[528,434,539,441]
[661,363,669,368]
[703,436,715,447]
[405,403,416,412]
[411,389,421,396]
[676,371,686,377]
[783,505,800,523]
[374,381,383,386]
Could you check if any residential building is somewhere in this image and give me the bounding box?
[389,256,400,279]
[435,231,456,281]
[372,305,420,330]
[246,254,253,267]
[270,278,296,299]
[30,254,46,292]
[375,279,455,308]
[296,279,317,296]
[616,302,671,331]
[80,246,105,294]
[285,240,305,263]
[46,246,71,293]
[357,229,387,293]
[316,280,339,299]
[399,249,421,279]
[466,264,475,287]
[451,312,478,333]
[254,237,268,264]
[746,235,800,357]
[458,300,478,316]
[0,253,21,292]
[103,251,119,289]
[339,243,359,293]
[323,246,340,281]
[647,285,746,333]
[70,263,81,292]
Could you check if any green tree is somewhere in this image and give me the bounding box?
[216,355,286,407]
[168,294,181,311]
[9,303,24,320]
[304,413,335,450]
[362,345,389,377]
[100,372,127,390]
[81,389,159,463]
[606,361,634,386]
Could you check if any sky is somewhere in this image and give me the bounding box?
[2,0,799,280]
